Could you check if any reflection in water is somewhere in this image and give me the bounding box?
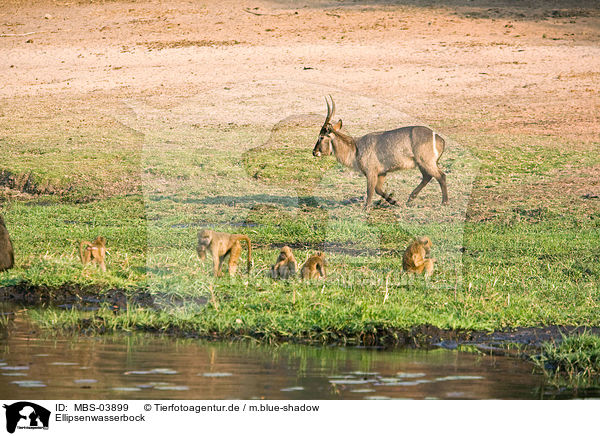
[0,310,579,400]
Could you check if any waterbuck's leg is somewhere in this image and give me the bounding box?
[407,167,432,205]
[413,164,449,205]
[375,174,397,206]
[364,173,377,211]
[436,169,449,205]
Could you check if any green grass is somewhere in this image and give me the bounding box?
[533,333,600,387]
[0,105,598,343]
[0,112,142,200]
[1,197,147,290]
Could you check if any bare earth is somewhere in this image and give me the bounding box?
[0,0,599,217]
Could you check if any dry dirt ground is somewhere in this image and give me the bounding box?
[0,0,599,217]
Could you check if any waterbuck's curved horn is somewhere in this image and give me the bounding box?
[328,95,336,123]
[324,96,332,126]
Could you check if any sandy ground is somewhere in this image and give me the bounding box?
[0,0,599,213]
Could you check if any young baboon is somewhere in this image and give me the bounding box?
[301,251,326,280]
[402,237,435,277]
[197,229,252,277]
[79,236,107,272]
[270,246,298,279]
[0,215,14,272]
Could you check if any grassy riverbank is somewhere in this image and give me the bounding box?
[15,217,600,339]
[534,334,600,388]
[1,100,599,341]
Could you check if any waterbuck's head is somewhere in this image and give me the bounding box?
[313,95,342,157]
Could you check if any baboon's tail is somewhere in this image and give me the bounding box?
[234,235,252,274]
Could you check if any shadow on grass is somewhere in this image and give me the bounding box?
[149,194,339,208]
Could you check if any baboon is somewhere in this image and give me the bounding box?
[270,246,298,279]
[79,236,107,272]
[313,95,448,210]
[197,229,252,277]
[402,236,435,277]
[301,251,326,280]
[0,215,14,272]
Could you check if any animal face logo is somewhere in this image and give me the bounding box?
[3,402,50,434]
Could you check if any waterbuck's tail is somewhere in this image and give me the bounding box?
[433,131,445,162]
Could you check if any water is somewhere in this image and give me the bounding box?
[0,313,578,400]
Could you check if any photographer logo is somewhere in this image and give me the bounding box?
[3,402,50,434]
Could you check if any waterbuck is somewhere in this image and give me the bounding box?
[312,96,448,210]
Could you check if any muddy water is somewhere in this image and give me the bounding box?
[0,313,574,400]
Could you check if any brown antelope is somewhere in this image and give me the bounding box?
[312,96,448,210]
